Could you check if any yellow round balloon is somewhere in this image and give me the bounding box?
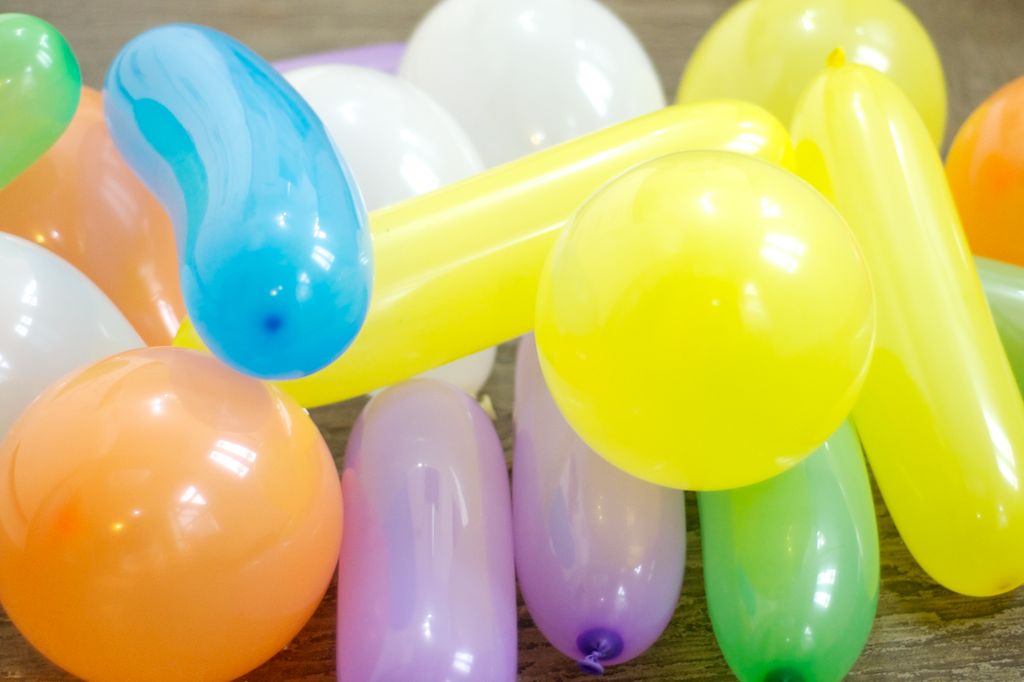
[678,0,947,147]
[534,151,875,491]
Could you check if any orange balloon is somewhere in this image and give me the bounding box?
[0,87,184,345]
[947,76,1024,266]
[0,347,342,681]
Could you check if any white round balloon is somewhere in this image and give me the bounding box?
[399,0,666,167]
[285,64,496,395]
[0,234,143,437]
[285,63,484,209]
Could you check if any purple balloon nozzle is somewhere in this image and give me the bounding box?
[576,628,624,675]
[578,653,606,676]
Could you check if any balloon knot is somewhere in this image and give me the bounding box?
[826,47,846,69]
[262,313,284,334]
[575,627,623,676]
[578,652,605,676]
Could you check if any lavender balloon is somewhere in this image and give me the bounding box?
[338,379,516,681]
[273,42,404,74]
[513,335,686,674]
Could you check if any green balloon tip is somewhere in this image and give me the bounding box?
[0,13,82,188]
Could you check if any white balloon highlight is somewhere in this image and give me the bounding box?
[0,234,144,436]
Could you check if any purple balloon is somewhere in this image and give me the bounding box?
[337,379,516,681]
[273,42,404,74]
[513,335,686,674]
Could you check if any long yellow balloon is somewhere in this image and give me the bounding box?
[791,51,1024,597]
[176,101,792,405]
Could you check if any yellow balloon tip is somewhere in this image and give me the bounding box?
[826,48,847,69]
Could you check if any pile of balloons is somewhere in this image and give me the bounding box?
[3,0,1024,679]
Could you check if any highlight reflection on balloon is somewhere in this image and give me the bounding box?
[337,379,515,681]
[0,87,184,345]
[0,233,143,438]
[679,0,946,147]
[792,53,1024,596]
[513,335,684,673]
[0,14,81,188]
[0,347,342,682]
[400,0,665,167]
[536,151,875,491]
[104,24,372,379]
[176,101,794,406]
[947,76,1024,266]
[700,422,879,682]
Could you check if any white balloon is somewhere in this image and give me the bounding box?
[284,64,496,395]
[285,64,484,209]
[415,345,497,395]
[399,0,666,167]
[0,234,144,437]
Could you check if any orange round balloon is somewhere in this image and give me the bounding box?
[947,76,1024,265]
[0,347,342,681]
[0,87,184,345]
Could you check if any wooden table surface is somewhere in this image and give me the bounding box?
[3,0,1024,679]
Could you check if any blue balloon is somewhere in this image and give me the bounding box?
[104,24,371,379]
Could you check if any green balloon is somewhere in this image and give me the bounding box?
[699,421,879,682]
[977,256,1024,396]
[0,14,81,188]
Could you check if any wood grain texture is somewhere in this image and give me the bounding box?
[2,0,1024,679]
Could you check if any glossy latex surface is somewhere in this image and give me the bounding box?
[284,63,495,394]
[0,347,342,681]
[400,0,665,166]
[536,151,875,490]
[104,24,371,379]
[513,335,684,672]
[273,41,404,74]
[678,0,946,146]
[700,422,879,682]
[792,57,1024,596]
[337,380,515,681]
[175,101,794,406]
[0,14,81,187]
[979,256,1024,396]
[0,88,184,345]
[0,233,142,437]
[947,76,1024,265]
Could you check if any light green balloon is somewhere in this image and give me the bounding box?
[978,256,1024,396]
[696,258,1022,682]
[0,14,81,188]
[699,421,879,682]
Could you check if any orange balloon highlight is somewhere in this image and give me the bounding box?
[947,76,1024,266]
[0,347,342,681]
[0,87,184,344]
